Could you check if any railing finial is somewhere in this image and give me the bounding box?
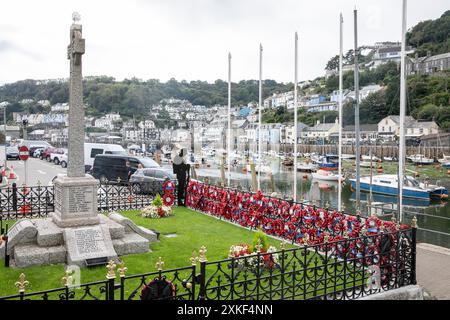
[15,273,30,293]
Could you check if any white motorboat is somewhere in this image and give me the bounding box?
[360,161,376,168]
[407,154,434,165]
[362,155,380,162]
[383,156,397,162]
[297,162,318,172]
[438,153,450,164]
[311,169,341,181]
[341,154,356,160]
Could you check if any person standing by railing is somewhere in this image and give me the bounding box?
[173,148,190,206]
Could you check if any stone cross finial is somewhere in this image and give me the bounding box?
[15,273,30,293]
[156,257,165,270]
[72,12,81,23]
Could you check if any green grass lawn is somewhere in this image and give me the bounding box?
[0,207,294,298]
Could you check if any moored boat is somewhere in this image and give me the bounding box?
[349,174,448,200]
[297,162,318,172]
[311,169,341,181]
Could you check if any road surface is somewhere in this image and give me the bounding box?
[1,148,66,186]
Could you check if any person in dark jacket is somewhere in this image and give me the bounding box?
[173,148,190,206]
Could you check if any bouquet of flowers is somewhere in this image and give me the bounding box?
[141,194,173,219]
[228,231,279,271]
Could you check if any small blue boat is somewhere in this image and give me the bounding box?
[350,174,448,200]
[311,154,339,171]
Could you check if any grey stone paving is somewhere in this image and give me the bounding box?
[417,243,450,300]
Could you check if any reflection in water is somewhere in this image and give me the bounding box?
[190,160,450,249]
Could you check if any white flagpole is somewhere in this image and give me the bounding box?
[399,0,407,222]
[354,7,361,213]
[293,32,298,202]
[227,52,232,187]
[258,43,263,191]
[338,14,344,212]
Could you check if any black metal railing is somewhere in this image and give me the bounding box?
[0,227,416,300]
[0,181,177,220]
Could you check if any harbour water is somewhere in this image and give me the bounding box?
[184,158,450,249]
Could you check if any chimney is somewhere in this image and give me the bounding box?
[316,120,320,126]
[415,52,418,60]
[427,50,431,58]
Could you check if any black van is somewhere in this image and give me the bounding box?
[91,154,160,183]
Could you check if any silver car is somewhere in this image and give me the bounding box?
[129,168,177,195]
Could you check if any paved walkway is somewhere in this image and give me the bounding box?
[417,243,450,300]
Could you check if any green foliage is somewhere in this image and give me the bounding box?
[407,10,450,57]
[252,229,269,252]
[152,193,163,207]
[0,77,292,123]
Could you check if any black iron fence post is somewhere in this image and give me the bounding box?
[197,246,207,300]
[106,260,116,301]
[12,183,17,215]
[411,218,418,285]
[4,223,9,267]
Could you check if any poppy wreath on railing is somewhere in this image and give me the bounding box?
[185,180,411,271]
[162,180,176,207]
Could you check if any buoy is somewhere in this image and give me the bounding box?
[377,168,383,173]
[303,175,308,180]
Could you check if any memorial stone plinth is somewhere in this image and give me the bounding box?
[51,175,100,228]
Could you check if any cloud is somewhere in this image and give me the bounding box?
[0,40,43,61]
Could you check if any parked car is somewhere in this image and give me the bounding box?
[129,168,177,195]
[50,149,67,165]
[6,146,20,160]
[60,153,68,168]
[32,147,45,158]
[20,140,51,152]
[91,154,160,184]
[40,147,59,161]
[84,143,127,172]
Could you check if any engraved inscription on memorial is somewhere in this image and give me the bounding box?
[55,187,62,213]
[74,227,107,256]
[68,186,93,214]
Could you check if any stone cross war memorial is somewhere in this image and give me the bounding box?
[0,13,158,268]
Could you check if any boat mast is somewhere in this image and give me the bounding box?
[294,32,298,202]
[399,0,407,223]
[227,52,232,187]
[258,44,263,191]
[354,7,361,214]
[338,13,344,212]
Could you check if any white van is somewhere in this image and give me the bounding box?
[84,143,126,172]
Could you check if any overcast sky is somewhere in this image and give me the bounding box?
[0,0,448,85]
